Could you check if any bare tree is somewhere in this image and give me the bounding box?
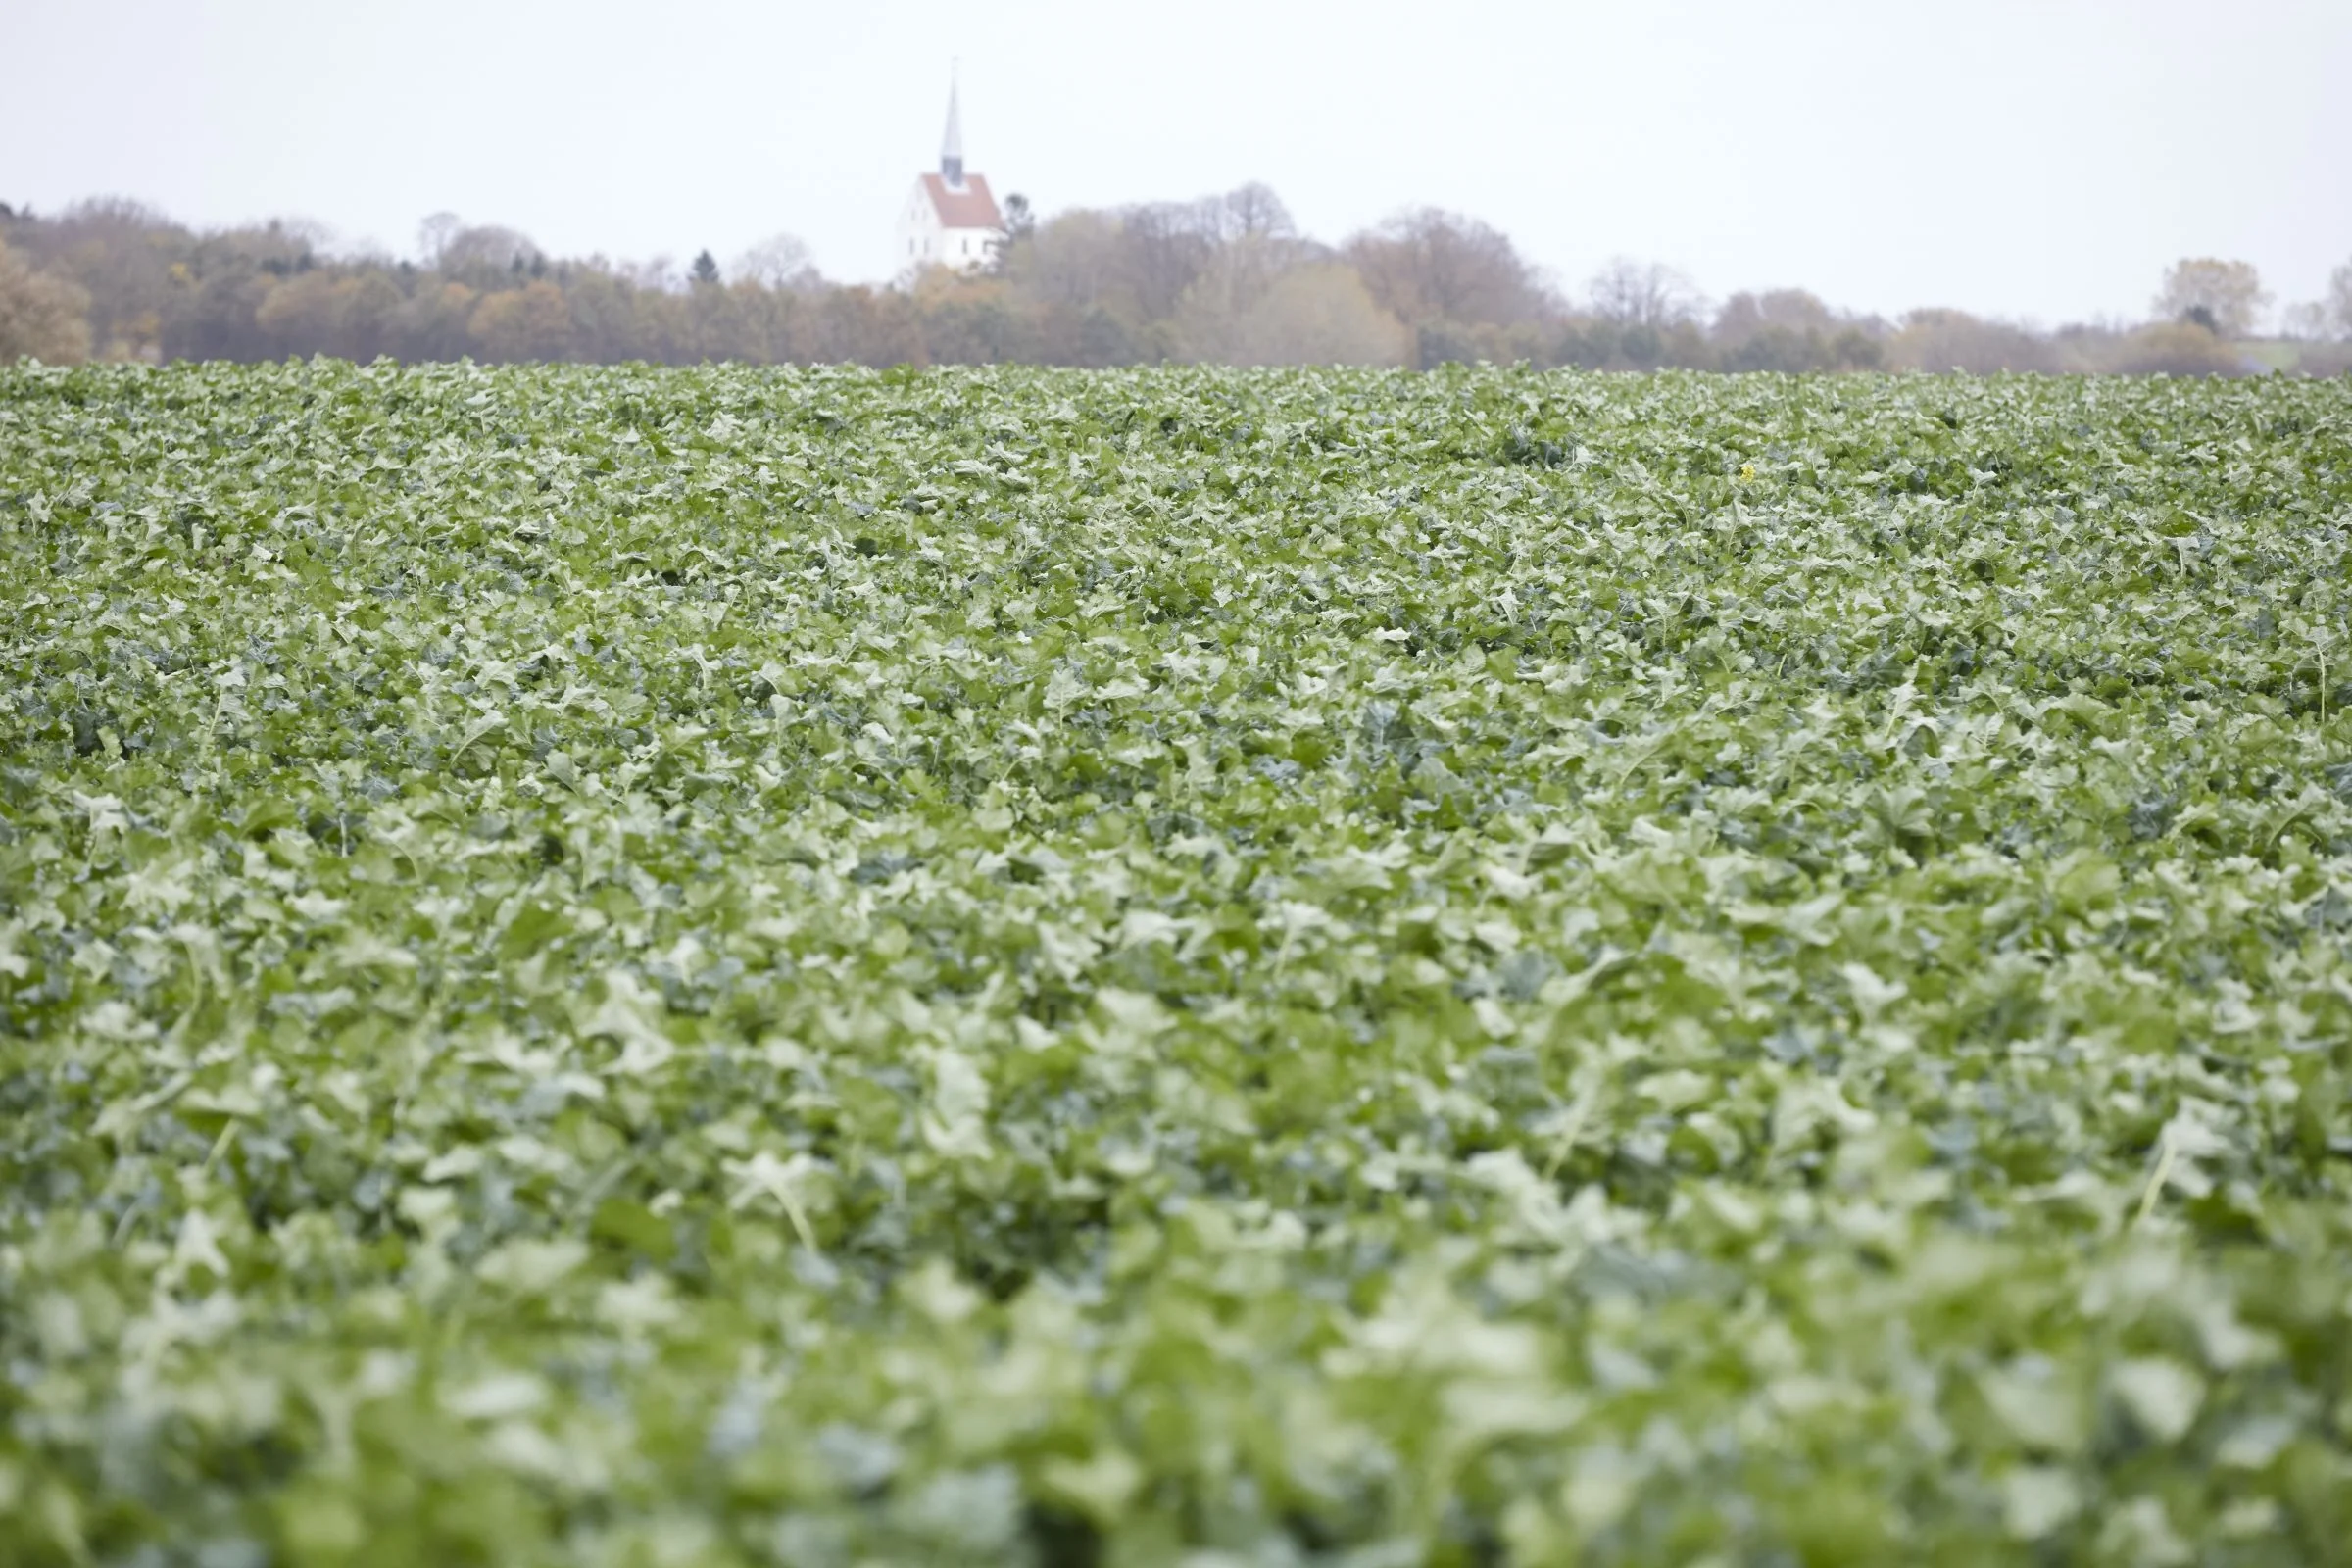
[625,256,680,293]
[1219,183,1297,244]
[1713,288,1837,343]
[2152,258,2268,338]
[1003,210,1127,312]
[1118,201,1221,319]
[732,233,819,290]
[2328,259,2352,340]
[439,224,539,273]
[1588,257,1704,328]
[416,212,462,268]
[273,216,336,253]
[2281,301,2331,341]
[1346,208,1552,327]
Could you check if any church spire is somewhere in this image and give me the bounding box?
[940,69,965,187]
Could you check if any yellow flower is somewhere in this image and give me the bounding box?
[1739,462,1757,482]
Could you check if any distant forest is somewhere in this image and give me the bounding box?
[4,187,2349,375]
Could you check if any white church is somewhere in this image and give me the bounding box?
[894,79,1005,274]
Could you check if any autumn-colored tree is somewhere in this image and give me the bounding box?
[0,236,92,362]
[256,271,408,360]
[2152,258,2268,338]
[468,280,573,362]
[1178,258,1409,367]
[2092,321,2248,376]
[254,271,342,355]
[912,270,1035,364]
[11,198,177,360]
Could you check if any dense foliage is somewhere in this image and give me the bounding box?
[3,361,2351,1565]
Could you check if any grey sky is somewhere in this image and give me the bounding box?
[6,0,2346,325]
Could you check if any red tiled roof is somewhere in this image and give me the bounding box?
[920,173,1004,231]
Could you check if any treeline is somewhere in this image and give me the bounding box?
[4,189,2349,375]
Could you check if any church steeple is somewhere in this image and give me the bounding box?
[895,63,1003,273]
[940,71,965,187]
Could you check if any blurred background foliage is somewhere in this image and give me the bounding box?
[3,191,2349,375]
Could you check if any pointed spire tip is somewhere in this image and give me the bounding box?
[940,68,965,184]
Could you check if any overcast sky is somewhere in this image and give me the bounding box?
[6,0,2346,325]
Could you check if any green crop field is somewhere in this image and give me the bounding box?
[3,361,2350,1566]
